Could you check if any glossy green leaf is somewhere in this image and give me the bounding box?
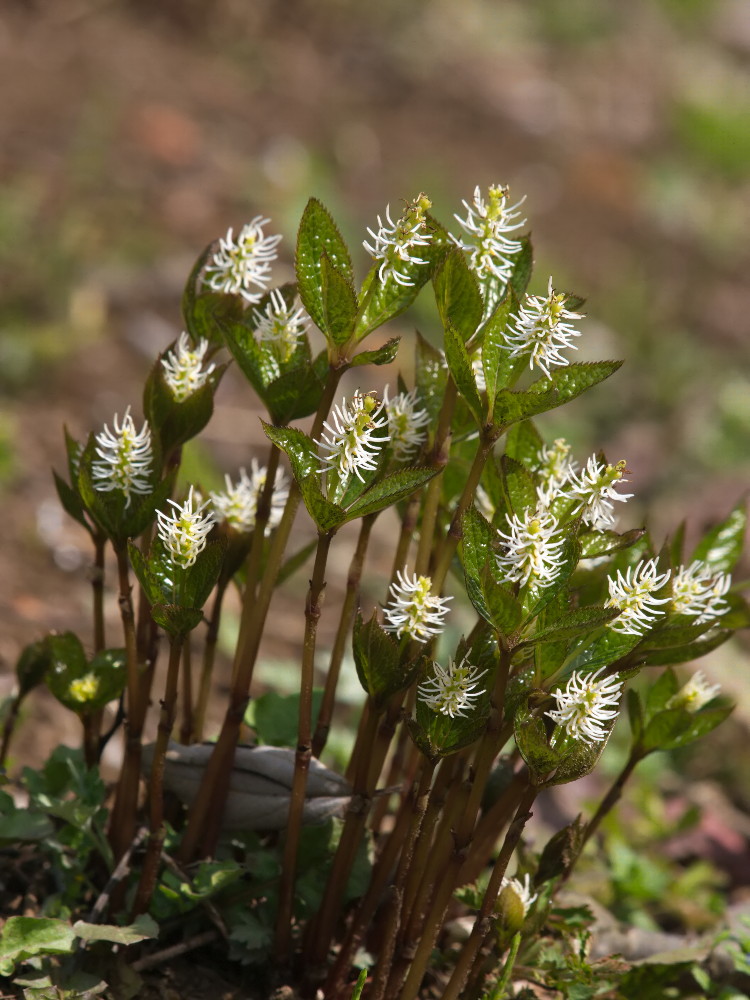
[642,703,733,753]
[144,348,227,455]
[508,236,534,300]
[504,420,543,469]
[345,467,437,521]
[443,321,484,425]
[296,198,354,336]
[513,704,559,779]
[564,627,643,678]
[578,527,646,559]
[350,337,401,368]
[518,606,619,650]
[299,474,346,532]
[151,604,204,636]
[546,724,614,786]
[645,667,680,716]
[493,361,623,429]
[352,611,405,704]
[501,455,537,518]
[481,295,513,409]
[433,249,483,343]
[415,330,448,424]
[410,695,488,762]
[53,469,90,533]
[691,501,746,574]
[320,252,358,347]
[641,629,731,666]
[262,423,320,483]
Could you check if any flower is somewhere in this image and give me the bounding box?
[499,874,538,917]
[383,569,452,641]
[252,288,309,365]
[161,332,215,402]
[417,655,487,718]
[452,184,526,283]
[156,486,215,569]
[68,673,100,705]
[605,558,671,635]
[564,457,633,529]
[210,459,289,533]
[92,407,153,507]
[496,509,567,589]
[503,277,584,379]
[534,438,579,507]
[671,561,731,624]
[202,218,282,303]
[667,670,721,713]
[546,665,623,745]
[384,386,431,461]
[316,391,389,482]
[363,193,432,286]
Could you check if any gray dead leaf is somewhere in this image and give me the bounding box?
[141,742,353,831]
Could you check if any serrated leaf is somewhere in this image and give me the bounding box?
[410,697,488,761]
[261,423,320,483]
[518,606,620,650]
[691,501,746,574]
[564,627,643,678]
[579,527,646,559]
[546,728,613,786]
[642,629,731,666]
[444,320,483,425]
[508,236,534,300]
[536,815,586,884]
[460,507,523,634]
[53,469,91,533]
[344,467,438,521]
[320,252,358,347]
[415,330,448,424]
[481,295,513,409]
[626,688,644,743]
[350,337,400,367]
[504,420,543,469]
[151,604,204,636]
[641,704,733,753]
[514,705,559,779]
[493,361,623,429]
[501,454,537,518]
[182,538,227,609]
[263,350,329,424]
[296,198,354,336]
[0,917,76,973]
[433,249,483,343]
[521,537,581,624]
[352,611,405,703]
[144,349,227,455]
[299,474,346,532]
[645,667,680,716]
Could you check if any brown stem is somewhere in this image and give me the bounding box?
[414,380,457,577]
[369,686,417,836]
[458,768,527,886]
[273,529,335,962]
[193,580,228,742]
[179,636,194,745]
[92,534,106,653]
[389,491,421,589]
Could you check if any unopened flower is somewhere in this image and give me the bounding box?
[383,569,452,641]
[68,673,100,705]
[671,561,731,624]
[316,391,389,482]
[499,874,538,918]
[253,288,308,365]
[384,386,431,461]
[496,509,567,589]
[667,670,721,713]
[534,438,579,507]
[363,193,432,287]
[565,457,633,530]
[161,332,215,402]
[546,665,623,745]
[418,655,487,718]
[452,184,526,283]
[503,277,584,379]
[210,459,289,534]
[92,407,153,508]
[156,486,215,569]
[605,558,671,635]
[203,218,282,303]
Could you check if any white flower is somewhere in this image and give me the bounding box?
[496,509,567,589]
[671,561,731,624]
[383,569,452,641]
[363,193,432,287]
[666,670,721,714]
[503,277,584,379]
[202,218,282,303]
[92,407,153,508]
[452,184,526,283]
[210,459,289,534]
[316,391,389,482]
[156,486,215,569]
[605,558,671,635]
[564,457,633,530]
[499,874,538,917]
[253,288,309,364]
[418,655,487,719]
[534,438,579,507]
[546,665,623,745]
[161,332,215,402]
[384,386,431,461]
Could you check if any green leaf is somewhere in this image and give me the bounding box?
[626,688,644,743]
[296,198,354,336]
[320,252,358,346]
[262,351,329,423]
[350,337,401,367]
[645,667,680,716]
[642,629,731,666]
[345,467,438,521]
[245,689,325,746]
[128,540,165,607]
[262,423,320,483]
[536,815,586,884]
[433,248,483,343]
[72,915,158,945]
[0,797,54,843]
[182,538,227,610]
[481,295,513,410]
[578,527,646,559]
[691,501,746,573]
[352,611,407,704]
[642,704,734,753]
[504,420,543,469]
[53,469,91,533]
[501,455,537,518]
[546,728,613,786]
[16,640,52,697]
[508,236,534,300]
[460,506,523,634]
[513,705,559,780]
[0,917,76,974]
[444,320,483,425]
[414,330,448,424]
[518,606,620,650]
[48,646,128,714]
[299,474,347,532]
[493,361,623,429]
[410,697,488,762]
[151,605,204,636]
[564,627,643,678]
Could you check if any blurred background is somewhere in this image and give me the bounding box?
[1,0,750,928]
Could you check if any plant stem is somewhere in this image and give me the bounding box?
[193,580,228,742]
[131,632,185,916]
[179,636,194,745]
[389,491,421,585]
[92,533,106,653]
[414,379,457,576]
[274,528,334,962]
[312,513,375,758]
[487,932,522,1000]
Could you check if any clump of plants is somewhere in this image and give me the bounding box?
[1,186,748,999]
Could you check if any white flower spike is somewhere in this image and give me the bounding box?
[418,655,487,719]
[496,509,567,589]
[203,218,282,303]
[253,288,309,364]
[210,459,289,534]
[499,874,538,917]
[383,569,452,642]
[161,332,216,402]
[452,184,526,283]
[316,391,389,482]
[384,386,431,462]
[671,561,731,624]
[363,193,433,287]
[92,406,153,508]
[605,558,671,635]
[534,438,579,507]
[667,670,721,714]
[546,665,623,745]
[565,456,633,530]
[503,276,584,379]
[156,486,215,569]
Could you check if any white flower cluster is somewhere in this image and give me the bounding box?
[156,486,215,569]
[384,386,431,462]
[667,670,721,713]
[91,407,153,508]
[503,277,584,379]
[383,569,452,642]
[565,457,633,530]
[161,332,215,402]
[210,459,289,534]
[417,655,487,719]
[452,184,526,283]
[253,288,309,364]
[534,438,579,507]
[363,194,432,287]
[605,558,671,635]
[496,509,567,589]
[203,218,282,303]
[546,666,623,745]
[671,560,731,624]
[316,391,389,483]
